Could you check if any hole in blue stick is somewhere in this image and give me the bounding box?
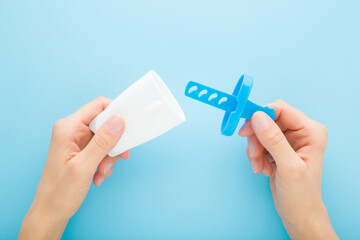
[208,93,217,101]
[218,97,227,104]
[188,86,198,94]
[198,90,208,97]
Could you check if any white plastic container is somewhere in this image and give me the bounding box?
[89,70,186,157]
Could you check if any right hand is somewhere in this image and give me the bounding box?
[238,100,338,240]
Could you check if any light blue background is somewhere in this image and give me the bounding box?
[1,0,359,239]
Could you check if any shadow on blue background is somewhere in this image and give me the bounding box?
[1,0,359,239]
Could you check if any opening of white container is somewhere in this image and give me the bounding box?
[150,70,186,121]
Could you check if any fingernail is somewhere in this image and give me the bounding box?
[250,159,258,173]
[239,120,247,131]
[262,165,271,177]
[104,163,113,175]
[106,116,124,133]
[248,141,255,158]
[98,176,105,185]
[252,112,270,131]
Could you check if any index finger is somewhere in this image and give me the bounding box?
[71,96,112,125]
[268,99,312,132]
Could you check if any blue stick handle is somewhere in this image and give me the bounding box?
[185,81,238,112]
[242,100,276,120]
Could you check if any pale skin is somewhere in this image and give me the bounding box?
[19,98,337,239]
[18,97,130,239]
[238,100,338,239]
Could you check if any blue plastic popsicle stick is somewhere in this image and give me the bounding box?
[185,81,238,112]
[184,74,276,136]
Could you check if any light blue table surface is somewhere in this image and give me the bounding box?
[1,1,359,239]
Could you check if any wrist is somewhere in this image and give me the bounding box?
[287,202,338,240]
[19,203,68,240]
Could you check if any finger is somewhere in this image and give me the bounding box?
[262,151,274,176]
[76,115,125,172]
[241,99,309,136]
[262,159,273,177]
[269,167,278,212]
[268,99,312,132]
[120,150,130,160]
[284,130,308,152]
[238,120,254,137]
[104,167,113,179]
[265,152,275,163]
[269,172,276,193]
[98,155,120,175]
[93,167,113,186]
[251,111,303,172]
[97,150,129,177]
[71,96,112,125]
[93,171,104,186]
[247,134,264,160]
[247,135,265,174]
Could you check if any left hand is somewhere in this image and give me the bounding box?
[19,96,130,240]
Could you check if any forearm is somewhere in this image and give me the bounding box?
[18,204,68,240]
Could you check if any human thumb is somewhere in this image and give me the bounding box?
[251,111,300,172]
[79,115,125,172]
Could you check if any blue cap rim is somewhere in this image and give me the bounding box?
[221,75,253,136]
